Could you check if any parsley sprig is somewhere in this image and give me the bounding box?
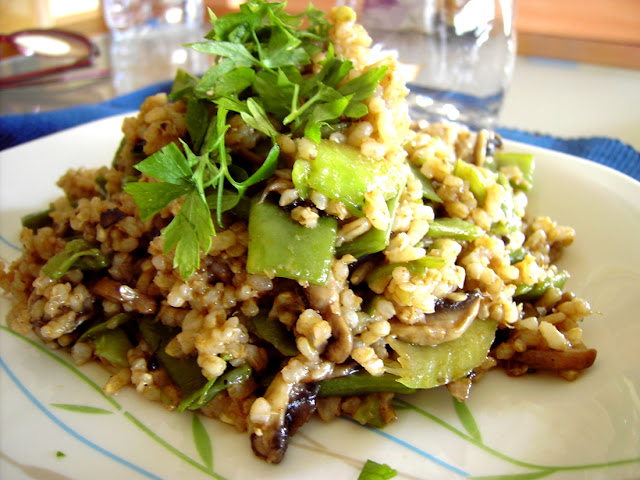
[124,108,279,279]
[124,0,387,279]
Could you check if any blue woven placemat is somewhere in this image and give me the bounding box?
[1,80,638,182]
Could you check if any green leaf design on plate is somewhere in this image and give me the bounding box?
[453,398,482,442]
[51,403,113,415]
[0,325,120,410]
[192,414,214,472]
[395,397,640,477]
[470,471,554,480]
[2,325,228,479]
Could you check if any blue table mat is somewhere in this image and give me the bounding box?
[1,80,639,182]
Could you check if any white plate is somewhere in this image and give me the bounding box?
[1,115,639,480]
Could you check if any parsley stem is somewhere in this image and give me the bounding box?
[284,83,301,126]
[215,106,230,226]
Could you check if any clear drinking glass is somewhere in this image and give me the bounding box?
[102,0,209,95]
[353,0,516,130]
[102,0,204,34]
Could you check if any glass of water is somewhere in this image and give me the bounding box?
[102,0,209,95]
[355,0,516,130]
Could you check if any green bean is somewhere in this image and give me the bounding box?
[181,364,252,412]
[514,271,568,303]
[427,218,483,241]
[336,190,401,258]
[41,239,110,279]
[317,371,416,397]
[246,198,337,285]
[245,311,298,357]
[93,328,133,368]
[78,313,131,342]
[21,207,53,231]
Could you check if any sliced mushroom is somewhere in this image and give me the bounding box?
[99,208,126,228]
[91,277,157,314]
[324,312,353,364]
[511,348,597,371]
[304,269,354,363]
[305,274,341,314]
[390,292,481,346]
[250,372,319,464]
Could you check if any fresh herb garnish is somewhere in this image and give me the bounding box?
[357,459,397,480]
[124,113,278,279]
[125,0,387,279]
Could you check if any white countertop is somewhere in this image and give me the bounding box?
[500,56,640,151]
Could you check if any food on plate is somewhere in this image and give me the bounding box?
[0,1,596,463]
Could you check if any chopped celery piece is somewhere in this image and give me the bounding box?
[138,317,207,397]
[352,395,386,428]
[336,190,401,258]
[453,159,491,206]
[427,218,483,241]
[408,163,442,203]
[386,318,497,389]
[494,151,535,190]
[366,255,446,288]
[292,139,403,216]
[92,328,133,368]
[41,239,110,280]
[490,173,521,236]
[317,371,416,397]
[514,270,568,303]
[245,310,298,356]
[246,198,337,285]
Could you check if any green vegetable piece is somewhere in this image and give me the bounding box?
[489,173,521,236]
[41,239,110,280]
[94,173,108,198]
[386,318,497,389]
[78,313,131,342]
[292,139,403,216]
[453,159,491,206]
[111,136,126,168]
[336,190,401,258]
[352,395,386,428]
[185,96,211,153]
[56,451,66,459]
[427,218,483,241]
[509,246,526,265]
[245,311,298,357]
[93,328,133,368]
[138,317,207,397]
[317,371,416,397]
[494,151,535,191]
[291,159,311,199]
[358,460,398,480]
[180,364,252,412]
[514,270,568,303]
[365,255,446,289]
[246,198,337,285]
[408,162,442,203]
[21,207,53,231]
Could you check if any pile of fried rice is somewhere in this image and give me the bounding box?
[0,5,596,464]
